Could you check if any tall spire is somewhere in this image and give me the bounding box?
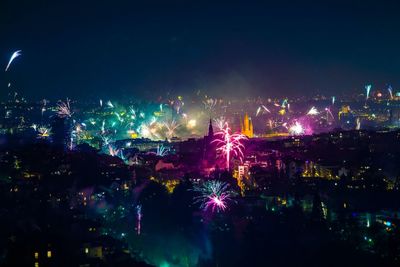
[208,117,214,137]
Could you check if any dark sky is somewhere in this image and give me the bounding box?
[1,0,400,100]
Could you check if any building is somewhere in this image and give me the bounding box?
[241,113,254,138]
[203,119,216,166]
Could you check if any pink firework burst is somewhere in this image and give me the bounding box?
[212,123,247,170]
[193,180,236,213]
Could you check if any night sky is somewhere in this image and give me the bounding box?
[1,0,400,100]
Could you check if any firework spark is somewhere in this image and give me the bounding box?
[5,50,22,71]
[136,205,142,235]
[192,180,236,213]
[212,123,247,170]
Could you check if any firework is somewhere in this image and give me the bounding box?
[156,144,169,157]
[57,99,73,118]
[214,117,227,130]
[5,50,22,72]
[203,98,217,111]
[129,107,137,119]
[136,205,142,235]
[388,85,393,100]
[37,126,51,139]
[107,100,114,108]
[101,135,112,146]
[256,105,271,116]
[356,117,361,130]
[186,119,197,129]
[172,97,184,114]
[325,107,334,121]
[163,120,180,139]
[281,99,288,108]
[139,117,161,139]
[306,106,319,116]
[212,123,247,170]
[332,96,336,105]
[108,145,120,157]
[365,84,372,100]
[289,121,305,135]
[192,180,236,213]
[100,120,106,135]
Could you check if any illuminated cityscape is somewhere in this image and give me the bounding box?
[1,1,400,267]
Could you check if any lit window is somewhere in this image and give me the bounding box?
[34,262,39,267]
[47,250,52,258]
[34,252,39,259]
[85,248,89,254]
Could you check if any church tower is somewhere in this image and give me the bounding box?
[208,118,214,138]
[241,113,254,138]
[203,118,216,166]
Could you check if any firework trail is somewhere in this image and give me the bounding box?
[256,105,271,116]
[136,205,142,235]
[325,107,335,121]
[100,120,106,135]
[212,123,247,170]
[332,96,336,105]
[388,85,393,100]
[365,84,372,100]
[192,180,236,213]
[5,50,22,71]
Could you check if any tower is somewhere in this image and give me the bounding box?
[208,118,214,138]
[203,118,215,166]
[241,113,253,138]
